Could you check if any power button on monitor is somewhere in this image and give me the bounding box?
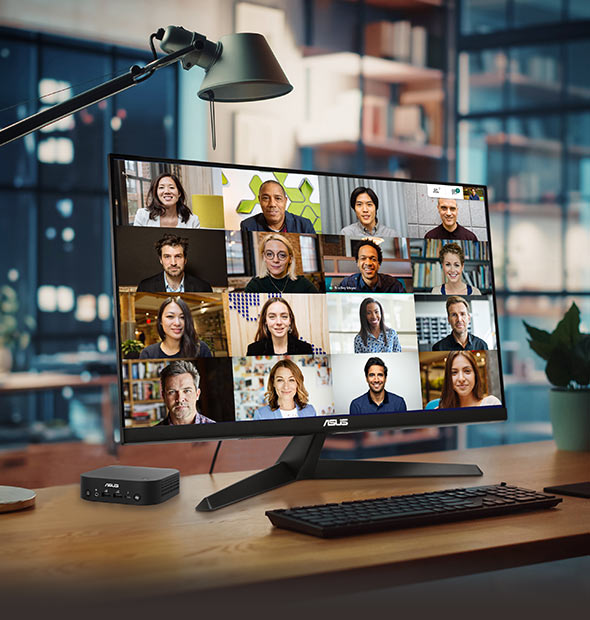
[133,494,141,502]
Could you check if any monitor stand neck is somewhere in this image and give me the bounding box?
[195,434,482,512]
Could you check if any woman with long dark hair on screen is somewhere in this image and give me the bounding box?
[253,359,317,420]
[244,233,318,293]
[438,351,500,409]
[133,173,200,228]
[140,296,211,358]
[246,297,313,355]
[354,297,401,353]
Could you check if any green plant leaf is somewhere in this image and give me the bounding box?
[545,347,574,387]
[523,321,554,360]
[572,335,590,386]
[552,302,581,349]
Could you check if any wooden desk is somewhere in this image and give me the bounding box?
[2,441,589,615]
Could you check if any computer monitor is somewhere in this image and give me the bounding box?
[109,154,506,511]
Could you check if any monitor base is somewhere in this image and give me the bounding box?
[196,434,482,512]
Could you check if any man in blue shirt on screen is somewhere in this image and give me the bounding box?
[349,357,407,415]
[335,239,404,293]
[240,180,315,233]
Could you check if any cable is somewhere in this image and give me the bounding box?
[0,71,123,114]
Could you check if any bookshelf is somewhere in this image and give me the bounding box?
[299,0,451,180]
[121,359,168,428]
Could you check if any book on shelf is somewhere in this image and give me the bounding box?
[130,380,162,402]
[410,25,427,68]
[413,261,443,289]
[392,104,426,143]
[362,94,389,141]
[127,403,167,424]
[365,20,411,63]
[400,88,443,105]
[413,239,490,261]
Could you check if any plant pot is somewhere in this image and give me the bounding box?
[549,388,590,451]
[0,346,12,375]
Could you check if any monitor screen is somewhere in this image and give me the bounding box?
[109,154,505,467]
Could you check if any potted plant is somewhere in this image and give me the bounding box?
[0,285,36,375]
[524,302,590,451]
[121,339,144,359]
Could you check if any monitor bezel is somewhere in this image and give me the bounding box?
[108,152,507,446]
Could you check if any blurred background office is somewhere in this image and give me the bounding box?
[1,0,589,485]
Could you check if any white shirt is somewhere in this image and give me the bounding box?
[480,395,501,406]
[133,208,200,228]
[280,407,299,419]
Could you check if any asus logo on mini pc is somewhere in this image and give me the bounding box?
[323,418,348,427]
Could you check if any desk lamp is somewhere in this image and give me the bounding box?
[0,25,293,148]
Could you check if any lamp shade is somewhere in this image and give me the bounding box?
[198,33,293,102]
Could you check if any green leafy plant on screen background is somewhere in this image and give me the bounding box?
[121,339,144,358]
[524,302,590,389]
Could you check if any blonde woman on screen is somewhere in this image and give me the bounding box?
[253,359,317,420]
[244,233,318,294]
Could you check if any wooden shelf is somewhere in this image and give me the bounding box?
[469,71,590,100]
[486,133,561,153]
[298,137,444,159]
[489,201,562,215]
[343,0,442,8]
[486,133,590,157]
[364,136,444,158]
[302,52,442,84]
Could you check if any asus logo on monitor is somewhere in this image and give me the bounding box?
[323,419,348,427]
[104,482,120,488]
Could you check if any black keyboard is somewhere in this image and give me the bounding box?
[266,483,562,538]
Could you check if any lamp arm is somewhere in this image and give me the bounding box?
[0,42,199,147]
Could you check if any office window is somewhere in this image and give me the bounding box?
[513,0,563,28]
[0,27,177,365]
[457,117,503,197]
[123,160,153,222]
[0,37,37,188]
[112,56,175,158]
[458,49,506,115]
[506,115,562,204]
[300,235,317,273]
[460,0,508,35]
[569,0,590,19]
[38,45,110,192]
[226,230,245,275]
[508,45,561,109]
[457,1,590,447]
[567,40,590,103]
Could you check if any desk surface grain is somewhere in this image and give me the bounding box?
[1,441,589,599]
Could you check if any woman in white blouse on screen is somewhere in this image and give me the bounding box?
[133,173,200,228]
